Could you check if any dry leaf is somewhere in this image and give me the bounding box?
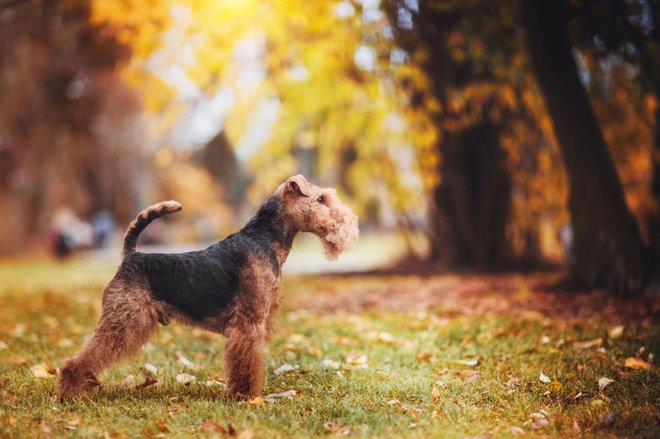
[346,354,368,366]
[0,341,8,350]
[416,353,433,362]
[248,396,264,406]
[155,419,169,433]
[453,358,480,367]
[624,357,651,370]
[377,332,395,344]
[176,352,196,369]
[176,373,196,384]
[455,369,481,382]
[264,390,297,403]
[431,387,441,399]
[597,377,615,391]
[387,398,402,407]
[539,372,551,383]
[532,418,549,429]
[548,380,562,392]
[30,363,54,378]
[119,374,136,388]
[323,422,350,436]
[321,359,341,370]
[204,379,226,387]
[608,325,624,339]
[273,363,299,376]
[200,421,227,433]
[573,338,603,349]
[509,426,525,435]
[142,363,158,377]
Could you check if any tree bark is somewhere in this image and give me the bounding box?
[522,0,646,295]
[387,1,513,267]
[430,118,512,266]
[649,103,660,279]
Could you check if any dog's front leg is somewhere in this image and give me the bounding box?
[224,318,266,398]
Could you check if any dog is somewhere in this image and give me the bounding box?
[57,174,358,398]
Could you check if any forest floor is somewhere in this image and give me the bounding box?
[0,259,658,438]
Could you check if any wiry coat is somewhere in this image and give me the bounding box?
[57,175,358,399]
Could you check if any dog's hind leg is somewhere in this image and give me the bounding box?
[58,280,158,397]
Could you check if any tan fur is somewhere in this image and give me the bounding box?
[58,175,358,400]
[278,175,359,259]
[58,276,159,397]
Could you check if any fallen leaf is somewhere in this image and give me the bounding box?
[435,379,448,388]
[548,380,562,392]
[608,325,624,339]
[431,387,441,399]
[345,354,368,366]
[176,373,196,384]
[273,363,299,376]
[0,341,7,350]
[624,357,651,370]
[119,375,136,388]
[526,411,550,430]
[509,426,525,435]
[200,421,227,433]
[506,376,520,389]
[539,372,551,383]
[204,379,226,387]
[31,363,53,378]
[155,419,169,433]
[264,390,297,403]
[532,418,549,429]
[453,358,480,367]
[248,396,264,406]
[598,377,615,391]
[323,422,350,436]
[142,363,158,377]
[320,359,341,370]
[455,369,481,382]
[573,338,603,349]
[571,391,585,400]
[416,353,433,362]
[387,398,402,407]
[176,352,196,369]
[377,332,395,344]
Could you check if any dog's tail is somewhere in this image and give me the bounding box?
[122,200,182,260]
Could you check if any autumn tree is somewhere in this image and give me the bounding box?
[522,0,658,294]
[0,0,142,254]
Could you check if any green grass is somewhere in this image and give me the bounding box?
[0,260,657,438]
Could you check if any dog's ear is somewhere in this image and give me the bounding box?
[286,174,310,197]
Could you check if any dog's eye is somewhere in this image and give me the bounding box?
[317,196,324,204]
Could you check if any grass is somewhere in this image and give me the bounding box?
[0,259,658,438]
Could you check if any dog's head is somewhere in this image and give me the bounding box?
[276,174,359,259]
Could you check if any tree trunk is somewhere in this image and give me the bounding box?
[649,102,660,279]
[388,2,513,267]
[522,0,646,295]
[430,118,511,266]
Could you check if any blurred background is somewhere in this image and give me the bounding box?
[0,0,658,294]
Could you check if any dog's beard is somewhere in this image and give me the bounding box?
[320,212,359,260]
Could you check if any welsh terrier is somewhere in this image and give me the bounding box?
[58,174,359,398]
